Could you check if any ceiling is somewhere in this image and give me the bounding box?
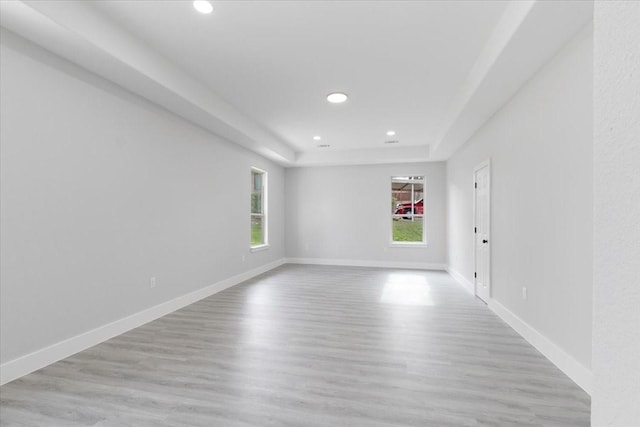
[1,1,594,167]
[91,0,505,154]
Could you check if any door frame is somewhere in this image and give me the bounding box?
[473,159,491,301]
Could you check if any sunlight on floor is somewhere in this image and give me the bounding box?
[380,272,435,306]
[242,284,282,347]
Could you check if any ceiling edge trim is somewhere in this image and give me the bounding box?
[430,0,593,161]
[1,0,295,165]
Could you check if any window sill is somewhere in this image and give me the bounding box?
[250,244,270,253]
[389,242,428,248]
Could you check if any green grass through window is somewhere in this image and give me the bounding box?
[251,220,263,246]
[392,218,423,242]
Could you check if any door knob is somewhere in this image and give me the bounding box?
[482,239,488,243]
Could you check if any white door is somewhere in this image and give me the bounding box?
[474,162,491,303]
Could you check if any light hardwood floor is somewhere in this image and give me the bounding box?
[0,265,590,426]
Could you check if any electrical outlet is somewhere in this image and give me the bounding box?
[150,277,157,289]
[242,255,246,262]
[522,287,527,300]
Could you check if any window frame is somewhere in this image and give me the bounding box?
[250,167,269,251]
[390,175,427,247]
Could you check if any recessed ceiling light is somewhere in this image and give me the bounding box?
[326,92,348,103]
[193,0,213,14]
[313,136,321,141]
[386,130,396,136]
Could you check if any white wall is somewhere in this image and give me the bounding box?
[593,1,640,425]
[0,30,285,367]
[285,162,446,268]
[446,26,593,381]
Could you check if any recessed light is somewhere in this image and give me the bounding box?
[313,136,321,141]
[193,0,213,14]
[326,92,348,103]
[386,130,396,136]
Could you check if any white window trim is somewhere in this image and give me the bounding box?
[250,244,270,253]
[389,241,429,248]
[250,167,269,250]
[390,175,427,246]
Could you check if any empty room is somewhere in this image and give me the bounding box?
[0,0,638,426]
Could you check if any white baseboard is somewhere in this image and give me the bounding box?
[445,266,593,395]
[487,299,593,395]
[285,257,446,271]
[0,259,286,386]
[3,258,593,397]
[445,267,474,295]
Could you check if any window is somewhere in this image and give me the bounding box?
[251,168,267,249]
[391,176,426,244]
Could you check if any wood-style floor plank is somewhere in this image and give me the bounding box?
[0,265,590,426]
